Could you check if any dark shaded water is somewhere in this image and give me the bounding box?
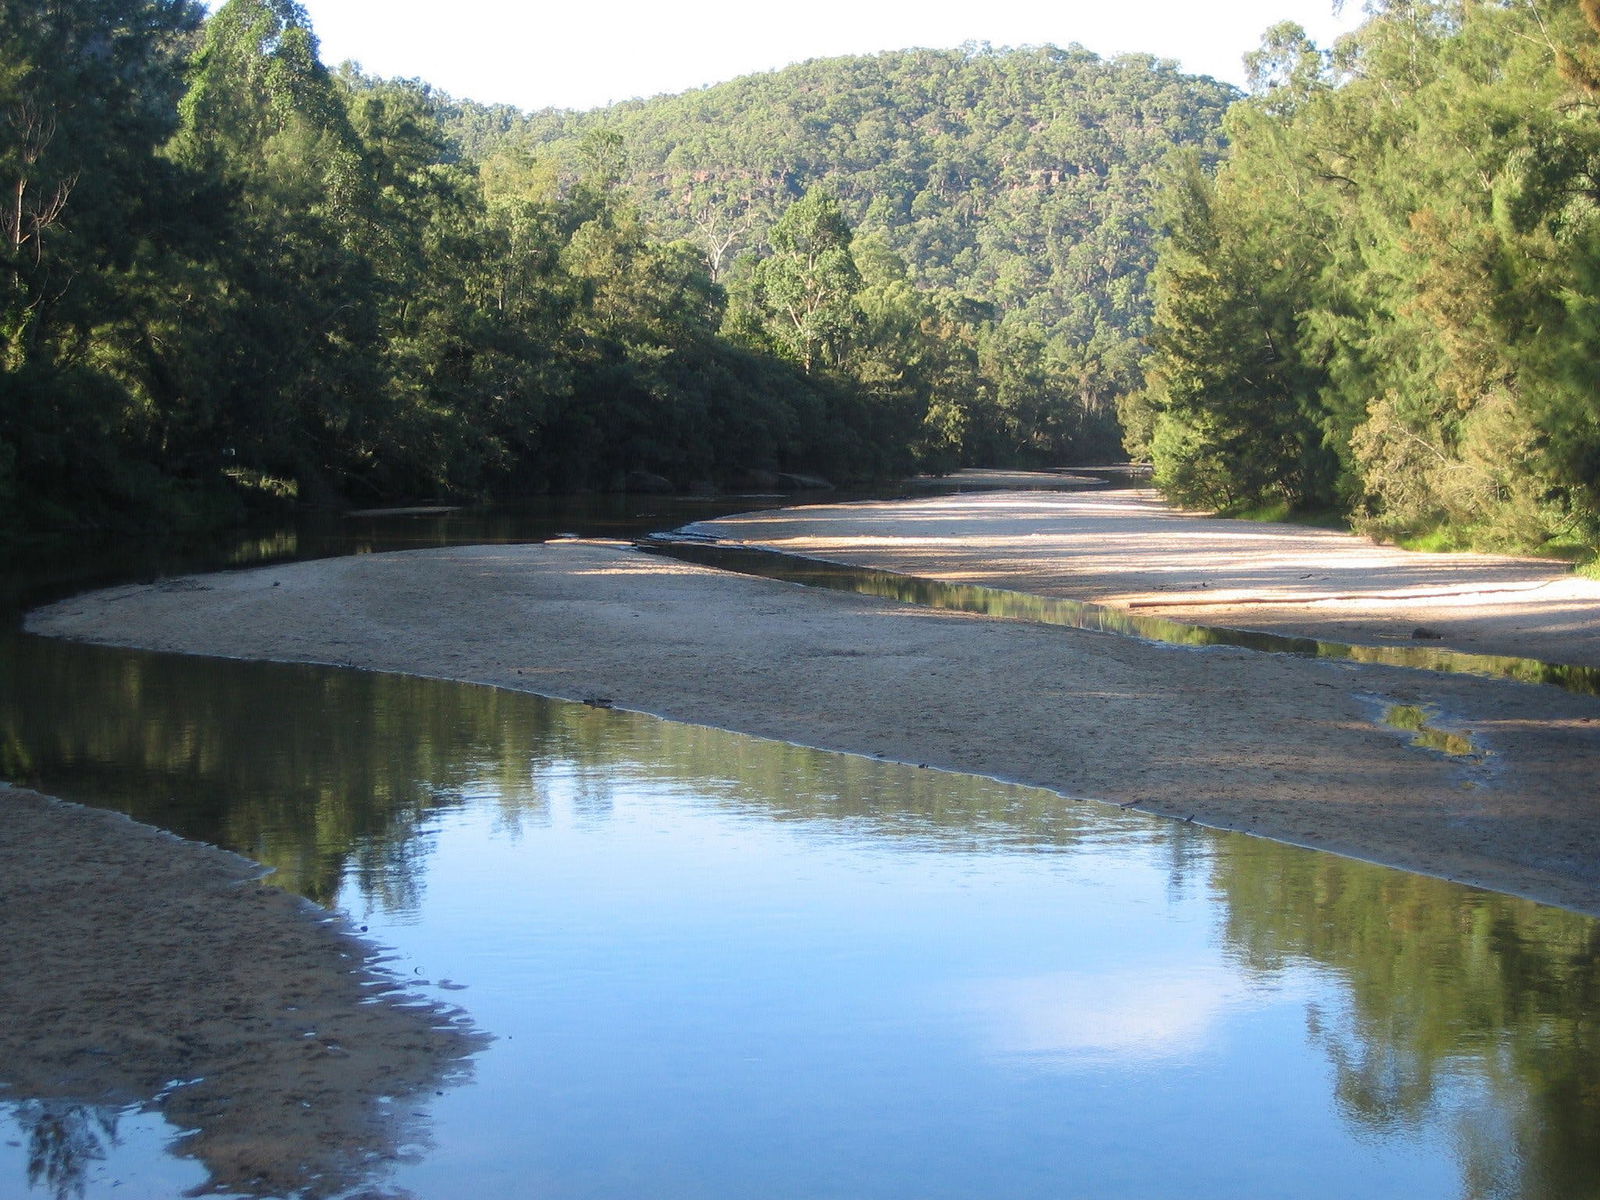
[2,494,1599,1199]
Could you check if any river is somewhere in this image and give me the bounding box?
[2,493,1597,1200]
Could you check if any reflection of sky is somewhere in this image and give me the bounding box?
[349,747,1461,1200]
[952,964,1290,1066]
[0,717,1480,1199]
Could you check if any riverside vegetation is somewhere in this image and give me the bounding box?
[1124,0,1600,558]
[1,0,1232,539]
[5,0,1598,563]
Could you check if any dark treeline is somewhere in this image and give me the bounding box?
[2,0,847,536]
[1,1,1235,539]
[1129,0,1600,556]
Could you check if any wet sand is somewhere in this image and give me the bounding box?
[0,785,484,1197]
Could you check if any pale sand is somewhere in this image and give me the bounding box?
[691,486,1600,667]
[23,487,1600,922]
[0,785,485,1196]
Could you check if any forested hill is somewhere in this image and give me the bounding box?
[3,13,1242,542]
[3,11,1235,544]
[444,48,1239,438]
[22,4,1596,562]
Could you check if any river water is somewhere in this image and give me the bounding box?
[2,497,1597,1199]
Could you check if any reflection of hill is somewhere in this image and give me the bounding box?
[1211,839,1600,1198]
[0,788,485,1199]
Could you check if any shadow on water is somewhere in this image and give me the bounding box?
[2,493,803,618]
[642,537,1600,695]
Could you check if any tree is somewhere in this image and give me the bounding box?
[0,0,205,532]
[165,0,382,502]
[1143,146,1335,509]
[751,187,862,372]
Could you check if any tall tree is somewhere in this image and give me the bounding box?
[1142,141,1335,509]
[749,187,862,372]
[165,0,382,502]
[0,0,203,530]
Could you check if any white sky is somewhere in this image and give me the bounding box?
[287,0,1367,112]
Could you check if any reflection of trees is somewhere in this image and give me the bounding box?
[632,717,1162,850]
[11,597,1600,1197]
[0,631,1161,920]
[1213,844,1600,1198]
[0,783,487,1200]
[0,637,555,905]
[13,1102,116,1200]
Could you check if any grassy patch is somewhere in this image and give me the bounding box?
[1391,525,1598,566]
[1216,500,1351,531]
[1394,528,1463,553]
[1525,534,1597,565]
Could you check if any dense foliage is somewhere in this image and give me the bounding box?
[447,48,1238,467]
[1,9,1238,538]
[1133,0,1600,554]
[0,0,858,535]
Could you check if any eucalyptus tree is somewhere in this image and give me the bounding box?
[749,187,862,373]
[165,0,385,503]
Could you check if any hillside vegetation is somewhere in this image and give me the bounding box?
[446,47,1238,464]
[15,0,1592,561]
[1,2,1238,540]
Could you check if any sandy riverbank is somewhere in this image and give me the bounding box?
[24,488,1600,918]
[691,485,1600,667]
[0,784,484,1196]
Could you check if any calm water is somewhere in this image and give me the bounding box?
[2,502,1599,1199]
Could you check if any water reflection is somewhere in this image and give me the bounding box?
[12,1103,117,1200]
[0,493,799,620]
[1382,703,1483,757]
[3,637,1598,1196]
[1217,848,1600,1199]
[0,634,1143,902]
[954,964,1260,1065]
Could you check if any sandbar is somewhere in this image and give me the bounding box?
[24,487,1600,918]
[0,785,483,1196]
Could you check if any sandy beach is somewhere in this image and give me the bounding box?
[692,484,1600,667]
[11,480,1600,1191]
